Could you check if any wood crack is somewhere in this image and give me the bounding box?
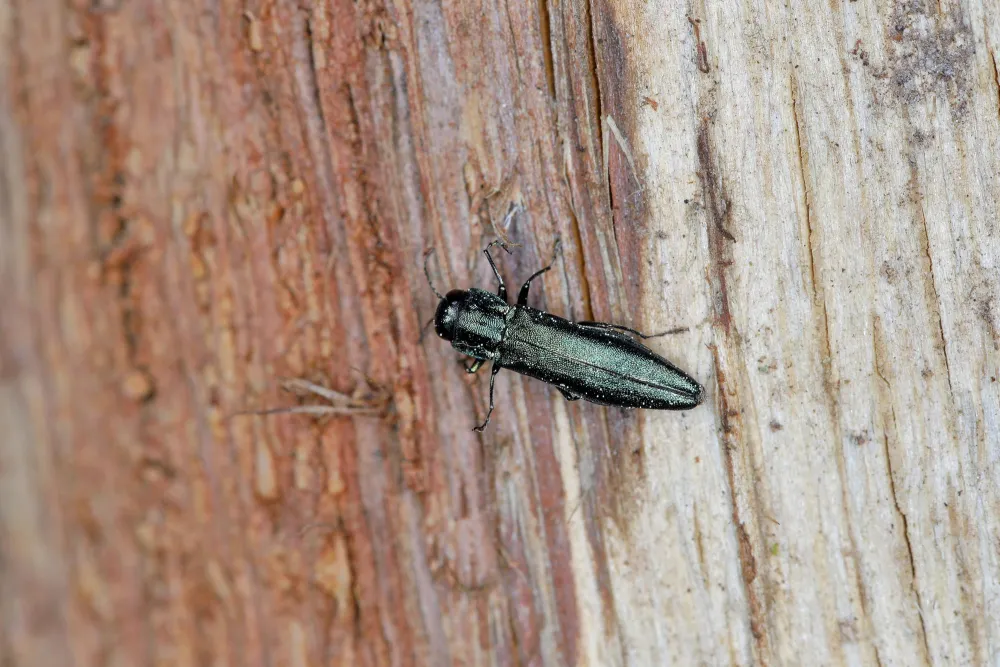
[564,179,594,321]
[790,75,821,310]
[881,425,932,663]
[873,319,932,663]
[502,0,524,83]
[290,8,341,257]
[915,194,955,394]
[790,75,879,657]
[696,100,767,654]
[303,15,330,156]
[696,122,734,333]
[991,48,1000,121]
[536,0,556,100]
[583,0,605,181]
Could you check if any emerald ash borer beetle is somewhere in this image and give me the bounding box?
[427,240,703,431]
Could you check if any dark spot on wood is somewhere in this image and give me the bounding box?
[885,3,975,117]
[697,121,736,334]
[687,17,710,73]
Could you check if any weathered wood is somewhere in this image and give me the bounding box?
[2,0,998,665]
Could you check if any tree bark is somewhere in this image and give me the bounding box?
[2,0,999,665]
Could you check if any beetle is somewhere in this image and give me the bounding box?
[426,240,703,431]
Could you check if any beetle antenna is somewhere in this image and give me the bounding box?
[423,248,445,299]
[484,239,513,255]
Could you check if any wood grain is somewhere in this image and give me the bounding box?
[2,0,998,665]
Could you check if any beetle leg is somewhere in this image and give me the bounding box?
[557,387,580,401]
[483,241,509,302]
[465,358,485,374]
[517,239,562,306]
[516,266,551,306]
[472,364,501,432]
[577,321,688,339]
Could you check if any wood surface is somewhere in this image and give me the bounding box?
[2,0,998,665]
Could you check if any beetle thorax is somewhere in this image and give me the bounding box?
[439,288,509,360]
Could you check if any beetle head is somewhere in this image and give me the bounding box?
[434,290,467,341]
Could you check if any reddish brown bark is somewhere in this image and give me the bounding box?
[2,1,653,665]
